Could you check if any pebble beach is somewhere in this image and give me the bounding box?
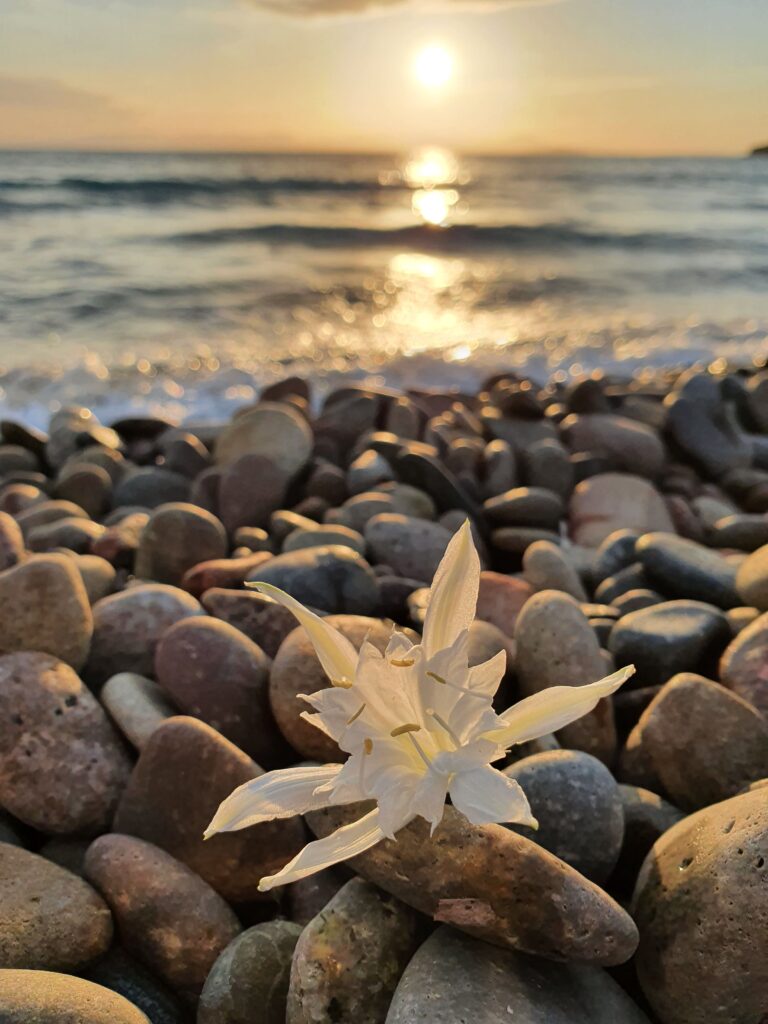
[0,362,767,1023]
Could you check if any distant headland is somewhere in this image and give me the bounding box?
[751,144,768,156]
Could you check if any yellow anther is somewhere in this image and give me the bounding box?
[346,704,366,725]
[390,658,415,668]
[331,677,353,689]
[364,738,373,754]
[427,671,447,684]
[390,723,422,737]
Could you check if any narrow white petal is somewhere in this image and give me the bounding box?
[481,665,635,747]
[257,808,390,891]
[204,764,343,838]
[449,766,538,828]
[248,581,358,685]
[423,519,480,659]
[466,649,507,696]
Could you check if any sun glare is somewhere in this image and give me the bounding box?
[414,45,454,90]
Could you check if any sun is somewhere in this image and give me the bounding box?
[414,45,454,90]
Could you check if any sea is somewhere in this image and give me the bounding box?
[1,149,767,427]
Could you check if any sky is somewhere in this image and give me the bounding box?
[1,0,767,154]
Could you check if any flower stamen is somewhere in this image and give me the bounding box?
[427,671,487,701]
[407,732,432,768]
[426,707,460,748]
[363,737,373,754]
[391,658,415,668]
[331,677,354,689]
[346,703,366,725]
[390,723,422,737]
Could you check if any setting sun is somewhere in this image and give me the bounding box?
[413,44,454,90]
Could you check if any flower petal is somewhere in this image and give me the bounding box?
[257,808,391,891]
[204,764,343,838]
[466,648,507,696]
[422,519,480,659]
[449,766,538,828]
[481,665,635,747]
[247,581,358,685]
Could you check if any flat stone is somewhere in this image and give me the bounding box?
[735,542,768,610]
[386,926,651,1024]
[287,878,422,1024]
[483,486,564,530]
[113,716,305,902]
[28,516,105,554]
[215,402,313,477]
[217,452,290,532]
[0,652,131,834]
[623,673,768,810]
[86,584,203,686]
[155,616,289,767]
[364,513,451,581]
[328,492,394,534]
[608,600,731,687]
[135,503,227,585]
[504,751,624,883]
[632,787,768,1024]
[180,550,272,598]
[0,511,24,571]
[283,524,366,556]
[475,571,533,633]
[54,463,112,518]
[0,553,92,670]
[15,499,89,539]
[719,609,768,714]
[113,467,191,509]
[636,531,740,608]
[84,946,185,1024]
[100,672,177,749]
[523,540,588,600]
[0,843,112,970]
[249,545,379,615]
[199,921,303,1024]
[0,971,150,1023]
[561,413,666,478]
[569,474,674,548]
[491,526,562,553]
[84,834,241,997]
[201,588,299,658]
[513,591,617,763]
[307,803,638,965]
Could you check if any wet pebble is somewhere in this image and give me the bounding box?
[635,531,740,608]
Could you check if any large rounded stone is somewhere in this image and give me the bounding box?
[483,487,564,530]
[201,588,299,658]
[612,784,685,892]
[84,834,241,998]
[113,716,305,902]
[199,921,302,1024]
[249,545,379,615]
[719,609,768,714]
[307,803,638,965]
[475,571,533,633]
[215,402,313,476]
[0,971,150,1023]
[523,540,588,600]
[364,513,451,581]
[134,503,227,585]
[86,584,203,685]
[636,532,740,608]
[562,412,666,479]
[504,751,624,883]
[112,467,191,509]
[386,926,651,1024]
[0,511,24,571]
[735,542,768,610]
[155,616,289,767]
[569,473,674,548]
[180,551,272,598]
[0,843,112,970]
[287,878,421,1024]
[632,788,767,1024]
[100,672,176,750]
[217,452,290,532]
[513,591,617,763]
[0,553,92,670]
[0,652,131,834]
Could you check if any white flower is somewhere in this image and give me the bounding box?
[205,520,634,891]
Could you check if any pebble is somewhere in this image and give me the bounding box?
[217,452,290,532]
[0,971,150,1023]
[719,609,768,714]
[215,402,313,477]
[735,541,768,610]
[635,531,740,608]
[632,787,767,1024]
[53,463,112,518]
[395,450,481,518]
[666,371,753,479]
[0,652,132,834]
[522,539,588,600]
[593,562,648,604]
[101,672,177,749]
[0,482,46,516]
[39,837,90,877]
[249,544,380,615]
[286,868,349,927]
[199,921,303,1024]
[113,467,192,508]
[561,412,666,478]
[113,716,305,903]
[306,803,638,965]
[86,583,203,685]
[707,512,768,551]
[134,502,227,585]
[513,591,617,763]
[287,878,421,1024]
[483,486,564,530]
[491,525,562,553]
[378,482,437,520]
[27,515,105,553]
[475,570,532,633]
[329,492,394,533]
[66,553,116,604]
[84,946,185,1024]
[623,672,768,810]
[608,600,731,687]
[283,523,366,556]
[92,511,149,568]
[0,511,24,571]
[522,437,575,501]
[612,588,663,614]
[155,616,290,767]
[364,513,451,582]
[15,499,89,539]
[0,843,112,970]
[201,587,299,657]
[180,550,272,598]
[612,784,685,892]
[346,449,394,494]
[504,751,624,883]
[569,473,674,547]
[386,926,651,1024]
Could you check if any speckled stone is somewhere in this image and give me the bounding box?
[0,971,150,1023]
[201,587,299,658]
[719,609,768,715]
[364,513,451,582]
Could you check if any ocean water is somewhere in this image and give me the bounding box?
[1,149,767,426]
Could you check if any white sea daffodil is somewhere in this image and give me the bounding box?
[205,521,634,891]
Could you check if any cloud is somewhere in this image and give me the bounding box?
[242,0,561,18]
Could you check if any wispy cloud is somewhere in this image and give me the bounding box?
[241,0,562,18]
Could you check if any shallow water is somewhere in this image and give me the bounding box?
[1,149,767,426]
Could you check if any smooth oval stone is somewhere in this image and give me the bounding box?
[569,474,674,548]
[364,513,451,581]
[347,449,394,494]
[395,450,481,518]
[608,600,731,687]
[215,402,313,477]
[180,550,272,598]
[632,788,767,1024]
[201,588,299,658]
[217,452,289,532]
[483,487,564,530]
[504,751,624,884]
[155,616,289,767]
[561,412,666,479]
[86,584,204,685]
[0,652,131,834]
[84,946,185,1024]
[0,843,112,970]
[283,524,366,556]
[0,443,39,475]
[719,609,768,715]
[594,563,648,605]
[623,673,768,810]
[287,878,422,1024]
[249,545,380,615]
[15,499,89,539]
[635,532,740,608]
[735,542,768,610]
[378,482,437,521]
[612,588,663,614]
[328,492,394,534]
[199,921,303,1024]
[666,371,753,479]
[113,467,191,509]
[386,926,651,1024]
[92,511,149,568]
[0,553,93,670]
[101,672,176,749]
[708,513,768,551]
[306,803,638,965]
[270,616,400,760]
[491,526,562,554]
[592,529,641,585]
[612,784,685,893]
[523,438,575,501]
[0,970,150,1023]
[523,540,588,600]
[84,834,241,998]
[0,511,24,571]
[67,553,116,604]
[134,503,227,586]
[475,571,533,633]
[286,868,349,927]
[54,463,112,519]
[113,716,305,902]
[513,591,617,764]
[28,515,105,554]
